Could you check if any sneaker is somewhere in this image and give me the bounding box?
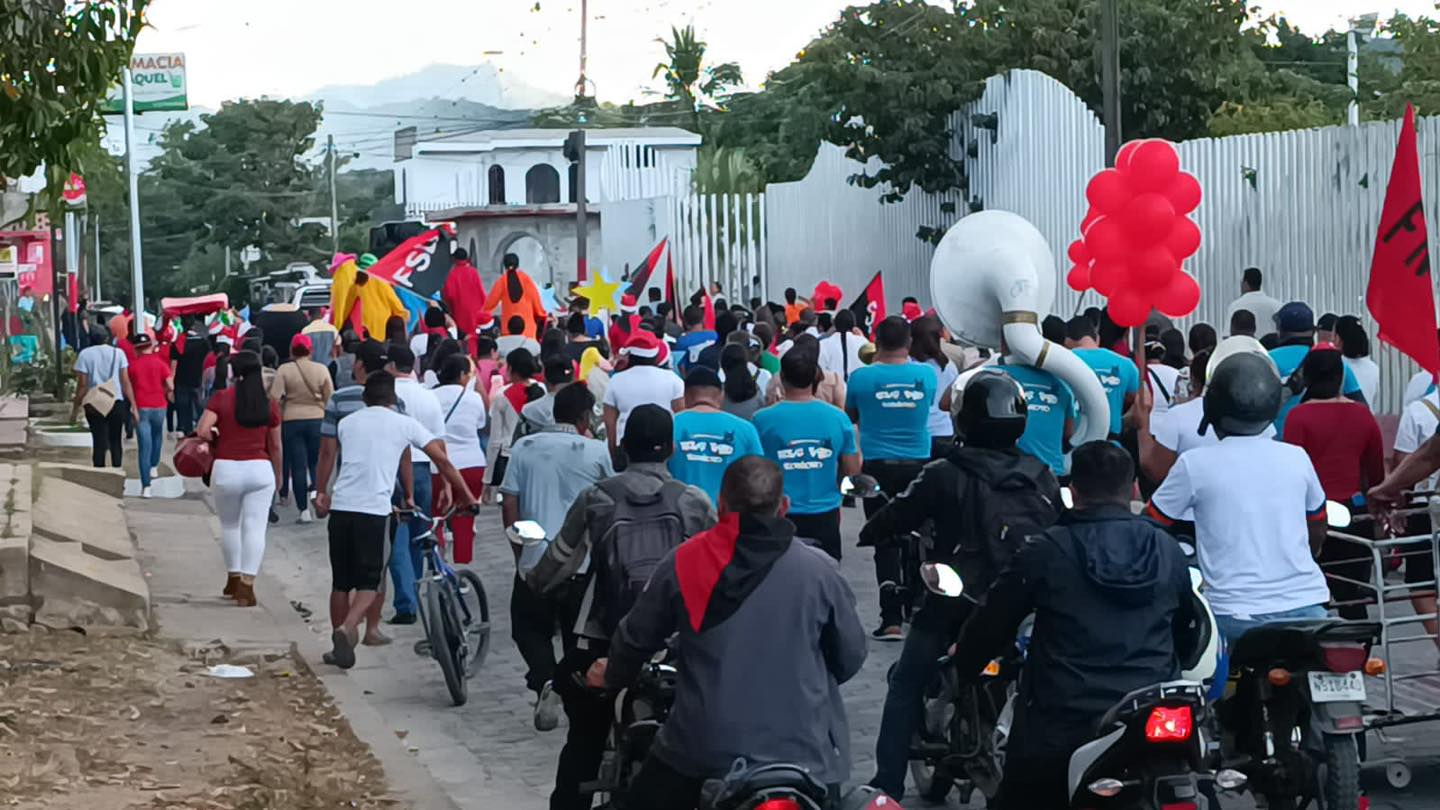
[297,509,313,524]
[388,613,417,626]
[141,486,153,499]
[534,681,562,731]
[872,625,905,642]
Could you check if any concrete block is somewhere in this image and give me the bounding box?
[32,477,134,562]
[0,536,27,605]
[0,420,24,448]
[28,536,149,628]
[0,398,29,420]
[38,462,126,499]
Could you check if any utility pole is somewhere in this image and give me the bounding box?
[577,0,589,99]
[1100,0,1122,166]
[570,0,590,285]
[1347,29,1359,126]
[327,133,339,255]
[93,215,101,302]
[122,66,145,317]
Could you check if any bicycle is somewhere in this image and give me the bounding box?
[394,505,492,706]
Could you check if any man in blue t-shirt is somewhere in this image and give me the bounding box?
[1066,315,1138,438]
[995,359,1076,478]
[844,315,937,640]
[755,343,860,561]
[669,367,762,506]
[1268,302,1365,435]
[672,305,718,373]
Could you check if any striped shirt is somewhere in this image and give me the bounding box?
[322,385,405,438]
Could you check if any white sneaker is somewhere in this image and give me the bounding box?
[298,509,313,524]
[151,467,159,479]
[141,486,153,499]
[534,681,562,731]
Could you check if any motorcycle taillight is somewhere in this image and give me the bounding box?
[753,799,803,810]
[1161,804,1198,810]
[1322,644,1368,673]
[1144,705,1193,743]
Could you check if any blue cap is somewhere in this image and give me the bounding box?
[1274,301,1314,333]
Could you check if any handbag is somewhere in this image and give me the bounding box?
[173,434,215,478]
[81,348,120,417]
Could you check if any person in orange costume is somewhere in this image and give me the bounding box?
[330,253,409,341]
[484,252,547,340]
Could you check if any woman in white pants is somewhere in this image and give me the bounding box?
[197,350,282,606]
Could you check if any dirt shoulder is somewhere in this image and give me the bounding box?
[0,630,400,809]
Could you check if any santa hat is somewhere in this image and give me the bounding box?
[623,331,669,365]
[620,293,639,314]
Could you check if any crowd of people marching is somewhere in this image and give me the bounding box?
[63,252,1440,808]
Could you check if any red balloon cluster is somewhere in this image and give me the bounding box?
[1066,139,1204,327]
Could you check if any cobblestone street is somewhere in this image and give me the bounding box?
[257,503,1440,809]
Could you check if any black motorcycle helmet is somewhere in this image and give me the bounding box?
[1200,352,1282,438]
[955,371,1028,449]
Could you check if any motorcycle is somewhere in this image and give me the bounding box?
[1213,499,1385,810]
[701,759,901,810]
[584,658,678,808]
[844,474,930,623]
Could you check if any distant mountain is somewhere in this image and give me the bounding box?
[309,63,566,111]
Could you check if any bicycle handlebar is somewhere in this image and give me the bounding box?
[392,504,482,522]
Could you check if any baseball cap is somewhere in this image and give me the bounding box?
[290,333,313,355]
[622,403,673,462]
[684,366,723,390]
[356,340,390,373]
[132,333,154,350]
[1274,302,1314,333]
[387,343,417,372]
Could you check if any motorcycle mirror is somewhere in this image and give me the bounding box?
[919,562,965,598]
[1325,500,1352,529]
[1177,541,1196,557]
[841,475,882,498]
[507,520,546,544]
[1060,487,1074,509]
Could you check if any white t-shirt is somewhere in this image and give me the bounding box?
[1344,356,1380,412]
[819,331,866,381]
[1394,392,1440,491]
[332,406,436,516]
[409,333,430,360]
[1405,369,1435,408]
[925,358,961,438]
[1150,434,1330,617]
[497,335,541,360]
[1226,292,1282,335]
[75,345,129,401]
[1143,363,1182,418]
[602,364,685,439]
[1153,397,1276,520]
[395,376,445,463]
[431,385,488,470]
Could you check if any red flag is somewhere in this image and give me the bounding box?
[847,271,887,337]
[624,238,669,300]
[702,287,716,331]
[664,249,681,324]
[362,228,454,300]
[1368,104,1440,376]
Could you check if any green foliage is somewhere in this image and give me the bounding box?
[0,0,149,210]
[652,25,744,117]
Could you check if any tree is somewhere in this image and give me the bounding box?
[0,1,149,207]
[652,24,744,127]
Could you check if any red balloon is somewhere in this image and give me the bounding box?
[1130,244,1177,291]
[1083,217,1127,262]
[1067,263,1091,292]
[1127,140,1180,192]
[1166,217,1201,259]
[1155,272,1201,318]
[1108,289,1151,328]
[1080,207,1101,234]
[1120,193,1177,244]
[1086,169,1132,216]
[1164,172,1202,215]
[1090,260,1124,295]
[1067,239,1091,266]
[1115,140,1144,171]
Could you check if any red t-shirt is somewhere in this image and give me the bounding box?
[1283,400,1385,503]
[129,352,172,410]
[208,387,280,461]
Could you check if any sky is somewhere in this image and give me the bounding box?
[129,1,1440,112]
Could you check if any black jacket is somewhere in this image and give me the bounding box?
[951,505,1198,757]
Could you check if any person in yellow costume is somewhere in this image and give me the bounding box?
[329,253,409,341]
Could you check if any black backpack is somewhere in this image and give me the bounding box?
[952,462,1061,598]
[590,477,692,636]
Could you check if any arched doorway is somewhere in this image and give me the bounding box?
[525,164,560,204]
[498,234,552,288]
[488,165,506,205]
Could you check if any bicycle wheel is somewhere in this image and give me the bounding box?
[456,569,491,678]
[424,580,468,706]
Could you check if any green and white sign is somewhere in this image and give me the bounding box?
[100,53,188,114]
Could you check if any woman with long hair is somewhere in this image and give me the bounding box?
[268,335,334,522]
[909,315,958,457]
[384,315,408,347]
[197,350,282,606]
[422,338,464,388]
[720,343,764,420]
[431,354,488,562]
[70,324,135,468]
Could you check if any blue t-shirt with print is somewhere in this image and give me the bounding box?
[674,330,718,371]
[1269,344,1363,436]
[753,400,858,514]
[1072,347,1139,436]
[844,361,937,460]
[995,363,1075,476]
[668,409,762,506]
[584,316,605,340]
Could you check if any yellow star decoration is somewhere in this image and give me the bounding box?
[573,271,622,314]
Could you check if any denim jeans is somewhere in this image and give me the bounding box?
[135,408,166,486]
[174,385,202,435]
[389,461,433,617]
[282,419,322,513]
[1211,604,1329,701]
[871,620,949,798]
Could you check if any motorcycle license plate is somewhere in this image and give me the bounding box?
[1307,671,1366,703]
